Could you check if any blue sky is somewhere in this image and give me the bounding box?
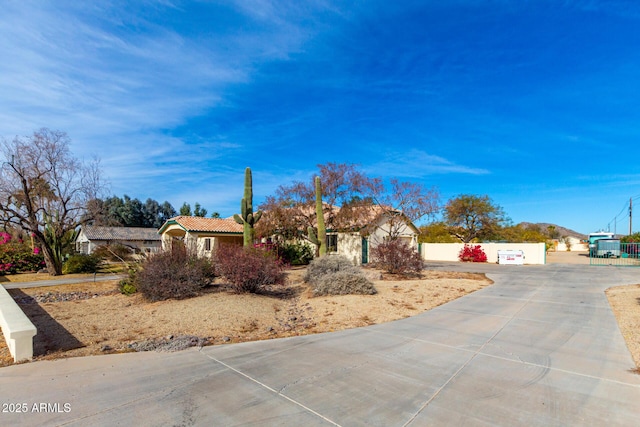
[2,1,640,235]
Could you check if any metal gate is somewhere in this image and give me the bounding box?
[590,242,640,266]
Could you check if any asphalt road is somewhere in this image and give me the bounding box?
[1,262,639,426]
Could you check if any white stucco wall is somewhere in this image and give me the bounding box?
[334,224,420,266]
[554,236,588,252]
[367,221,418,249]
[335,232,363,265]
[420,242,547,264]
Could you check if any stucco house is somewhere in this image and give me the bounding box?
[158,216,243,256]
[76,226,162,255]
[325,206,420,265]
[156,209,419,265]
[264,204,421,265]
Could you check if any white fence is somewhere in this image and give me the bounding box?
[420,242,547,265]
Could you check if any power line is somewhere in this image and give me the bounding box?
[607,200,631,234]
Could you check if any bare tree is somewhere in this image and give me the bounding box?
[256,163,373,244]
[0,128,105,275]
[257,163,440,246]
[365,178,440,241]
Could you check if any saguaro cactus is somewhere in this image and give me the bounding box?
[307,176,327,257]
[233,167,262,247]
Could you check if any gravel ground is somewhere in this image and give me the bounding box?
[0,268,492,366]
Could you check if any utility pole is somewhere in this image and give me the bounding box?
[630,197,633,236]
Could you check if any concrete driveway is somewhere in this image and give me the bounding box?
[1,262,639,426]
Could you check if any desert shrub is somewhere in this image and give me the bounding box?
[63,253,102,274]
[303,255,361,283]
[313,271,377,296]
[215,244,285,293]
[371,239,423,275]
[93,244,134,261]
[120,281,137,296]
[118,264,139,295]
[304,255,376,296]
[279,242,314,265]
[136,244,215,301]
[458,244,488,262]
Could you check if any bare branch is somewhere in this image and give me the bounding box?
[0,128,105,275]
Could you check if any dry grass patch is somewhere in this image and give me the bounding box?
[1,267,493,367]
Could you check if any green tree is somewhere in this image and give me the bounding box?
[179,202,207,217]
[179,202,192,216]
[193,202,207,217]
[621,232,640,243]
[0,128,104,275]
[444,194,508,243]
[419,221,458,243]
[498,223,548,243]
[144,199,177,228]
[120,195,145,226]
[87,196,176,228]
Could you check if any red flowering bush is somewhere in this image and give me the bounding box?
[0,232,11,245]
[0,231,45,274]
[458,244,487,262]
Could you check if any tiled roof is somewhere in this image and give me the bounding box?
[168,216,243,233]
[81,226,161,241]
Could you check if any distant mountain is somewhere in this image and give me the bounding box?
[519,222,587,240]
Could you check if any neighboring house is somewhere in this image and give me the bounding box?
[76,226,162,255]
[156,209,419,265]
[158,216,243,257]
[555,235,588,252]
[327,206,420,265]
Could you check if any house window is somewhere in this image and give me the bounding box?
[204,238,211,251]
[326,234,338,252]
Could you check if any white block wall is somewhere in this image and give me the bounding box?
[420,242,546,264]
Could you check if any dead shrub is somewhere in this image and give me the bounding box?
[215,245,285,294]
[371,239,423,275]
[136,244,215,301]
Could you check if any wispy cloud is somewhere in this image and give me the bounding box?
[367,149,490,179]
[2,1,640,235]
[0,0,332,207]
